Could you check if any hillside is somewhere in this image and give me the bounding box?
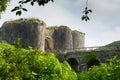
[96,40,120,51]
[104,40,120,47]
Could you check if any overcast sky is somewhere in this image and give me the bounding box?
[0,0,120,47]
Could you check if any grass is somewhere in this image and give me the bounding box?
[46,26,57,30]
[46,26,70,30]
[7,18,43,23]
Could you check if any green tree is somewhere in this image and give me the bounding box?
[81,51,100,69]
[0,0,9,14]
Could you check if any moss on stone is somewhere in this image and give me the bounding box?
[59,26,67,28]
[7,18,43,23]
[46,26,70,30]
[46,26,59,30]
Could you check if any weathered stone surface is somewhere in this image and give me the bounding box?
[0,18,46,50]
[72,30,85,49]
[45,27,55,51]
[45,26,85,53]
[65,48,120,71]
[0,18,85,53]
[51,26,73,53]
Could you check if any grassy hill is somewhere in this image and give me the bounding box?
[96,40,120,51]
[104,40,120,47]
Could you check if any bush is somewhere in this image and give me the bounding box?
[81,51,98,63]
[0,42,77,80]
[81,51,100,69]
[1,42,120,80]
[77,56,120,80]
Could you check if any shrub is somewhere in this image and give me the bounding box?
[77,56,120,80]
[0,42,77,80]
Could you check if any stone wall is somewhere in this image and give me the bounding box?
[0,18,46,50]
[0,18,85,53]
[45,26,85,53]
[65,49,120,71]
[72,30,85,49]
[45,26,73,53]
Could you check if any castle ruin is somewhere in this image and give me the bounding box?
[0,18,85,54]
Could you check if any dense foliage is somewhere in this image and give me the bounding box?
[0,0,9,18]
[81,51,97,63]
[0,42,120,80]
[0,42,77,80]
[104,40,120,47]
[81,51,100,69]
[0,0,8,12]
[77,56,120,80]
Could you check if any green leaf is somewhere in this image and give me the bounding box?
[87,16,90,20]
[33,0,37,2]
[24,0,31,3]
[16,11,22,16]
[22,8,28,11]
[85,11,89,15]
[18,1,24,4]
[14,6,20,10]
[81,15,86,21]
[31,2,34,6]
[11,6,19,12]
[81,15,90,21]
[11,8,17,12]
[88,9,92,13]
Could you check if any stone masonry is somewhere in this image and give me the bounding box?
[0,18,85,53]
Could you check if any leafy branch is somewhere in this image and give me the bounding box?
[11,0,92,21]
[11,0,54,16]
[82,0,92,21]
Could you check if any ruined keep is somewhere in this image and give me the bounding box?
[0,18,85,53]
[0,18,46,51]
[45,26,85,53]
[72,30,85,49]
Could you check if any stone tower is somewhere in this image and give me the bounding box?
[45,26,85,53]
[0,18,46,50]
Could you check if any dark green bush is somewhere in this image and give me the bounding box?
[77,56,120,80]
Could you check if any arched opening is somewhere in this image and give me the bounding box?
[45,37,54,51]
[87,59,100,69]
[67,58,79,71]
